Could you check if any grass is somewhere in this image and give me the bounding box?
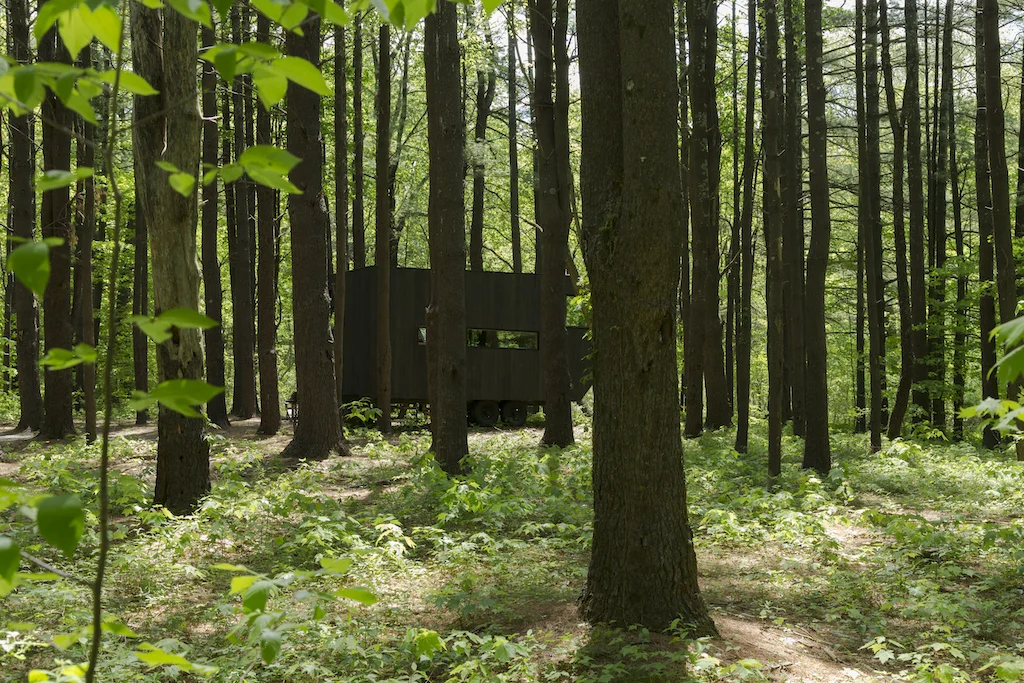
[1,417,1023,682]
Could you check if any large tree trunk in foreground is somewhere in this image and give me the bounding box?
[864,0,884,452]
[39,17,76,440]
[532,0,574,447]
[281,15,344,459]
[425,0,469,475]
[802,0,831,472]
[257,14,281,435]
[577,0,716,636]
[133,4,210,514]
[201,24,229,428]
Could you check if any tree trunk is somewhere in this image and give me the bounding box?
[470,23,496,272]
[353,14,366,269]
[678,2,691,413]
[38,12,76,440]
[763,0,785,477]
[576,0,716,636]
[425,0,470,475]
[881,0,910,440]
[376,24,393,434]
[735,0,757,455]
[532,0,574,447]
[132,211,150,427]
[949,42,965,440]
[8,0,39,432]
[229,3,258,420]
[865,0,884,451]
[803,0,831,472]
[907,0,928,420]
[976,0,1000,450]
[509,7,522,274]
[333,23,348,428]
[854,0,867,435]
[725,0,740,421]
[927,0,952,430]
[132,4,210,514]
[76,80,97,443]
[257,14,281,435]
[201,24,229,428]
[782,0,806,438]
[281,15,344,459]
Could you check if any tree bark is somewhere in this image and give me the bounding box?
[132,212,150,427]
[201,24,229,428]
[865,0,884,451]
[803,0,831,472]
[470,23,496,272]
[976,0,1000,449]
[782,0,805,438]
[132,4,210,514]
[763,0,785,477]
[353,14,366,269]
[229,2,258,420]
[38,10,76,440]
[508,7,522,274]
[425,0,470,475]
[576,0,716,636]
[532,0,574,447]
[281,14,344,459]
[881,0,911,440]
[333,23,348,429]
[854,0,867,435]
[376,24,393,434]
[735,0,757,455]
[907,0,929,420]
[75,76,97,442]
[257,14,280,435]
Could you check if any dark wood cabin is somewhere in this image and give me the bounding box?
[342,266,591,426]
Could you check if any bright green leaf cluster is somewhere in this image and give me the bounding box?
[41,343,97,371]
[131,379,226,418]
[202,43,328,108]
[131,307,218,344]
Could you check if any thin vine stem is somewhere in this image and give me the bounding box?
[85,3,129,680]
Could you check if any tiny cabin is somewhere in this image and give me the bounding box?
[342,266,591,426]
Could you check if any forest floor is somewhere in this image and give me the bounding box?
[1,415,1023,682]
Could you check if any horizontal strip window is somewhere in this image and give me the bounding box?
[417,328,538,350]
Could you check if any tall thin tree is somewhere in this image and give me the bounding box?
[376,24,393,434]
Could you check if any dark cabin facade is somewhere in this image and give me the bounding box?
[342,266,591,425]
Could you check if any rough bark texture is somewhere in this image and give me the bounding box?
[38,15,76,440]
[782,0,805,438]
[576,0,716,636]
[881,0,911,441]
[763,0,784,478]
[229,3,258,420]
[532,0,574,447]
[802,0,831,472]
[865,0,883,452]
[425,1,469,475]
[685,0,728,434]
[854,0,866,435]
[976,1,1000,450]
[201,24,229,428]
[132,211,150,427]
[132,4,211,514]
[333,23,348,427]
[353,15,366,269]
[77,98,97,442]
[470,25,496,273]
[508,8,522,274]
[735,0,757,455]
[281,15,344,460]
[257,14,280,435]
[949,51,965,439]
[376,24,393,434]
[906,0,928,418]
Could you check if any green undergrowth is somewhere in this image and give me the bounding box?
[1,423,1023,682]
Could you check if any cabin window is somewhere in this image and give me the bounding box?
[468,329,538,349]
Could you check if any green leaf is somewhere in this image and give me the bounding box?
[98,69,158,95]
[335,586,377,606]
[413,629,446,659]
[81,4,121,54]
[14,68,44,110]
[242,579,276,613]
[210,0,233,19]
[164,0,213,27]
[64,91,98,125]
[238,145,301,174]
[129,315,172,343]
[34,0,78,41]
[278,1,308,29]
[260,628,282,664]
[7,241,51,298]
[158,308,217,330]
[168,172,196,197]
[36,494,85,559]
[272,56,329,95]
[101,616,138,638]
[230,575,258,594]
[252,64,287,108]
[319,556,352,574]
[211,563,249,571]
[58,6,94,60]
[996,346,1024,386]
[481,0,503,14]
[40,344,96,370]
[0,536,19,584]
[37,167,93,193]
[247,167,302,194]
[143,379,226,418]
